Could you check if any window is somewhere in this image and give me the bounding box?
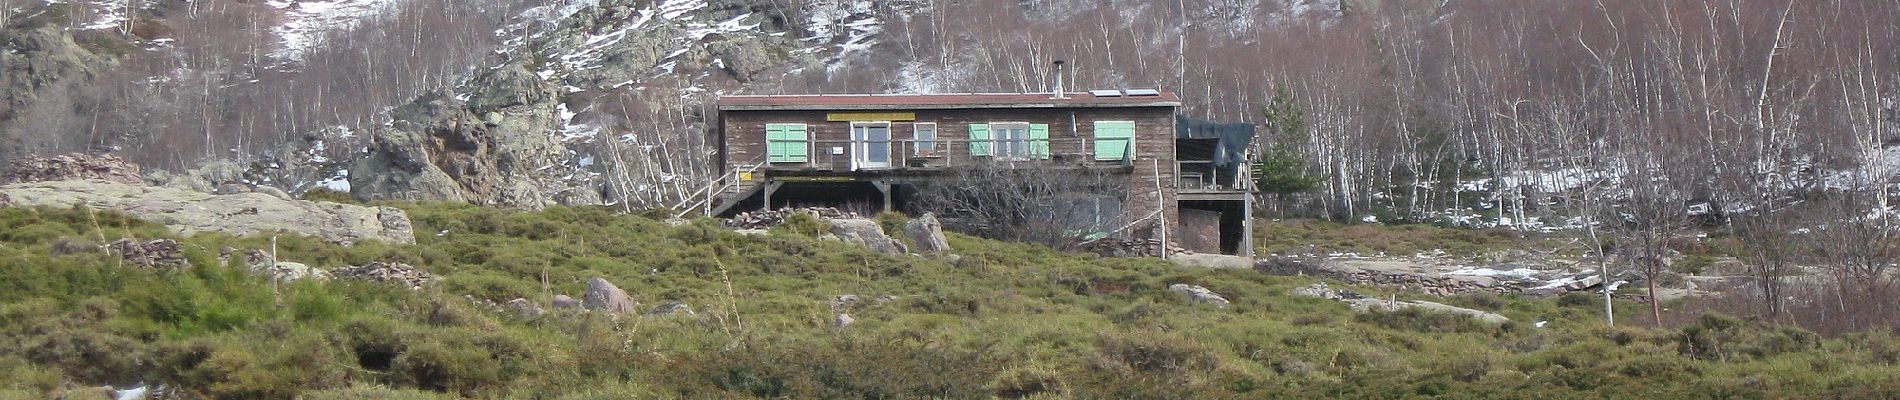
[851,122,892,169]
[913,122,938,155]
[765,123,808,163]
[991,122,1030,158]
[1093,121,1135,161]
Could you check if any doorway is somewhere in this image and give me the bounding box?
[851,122,892,170]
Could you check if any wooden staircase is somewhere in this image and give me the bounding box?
[673,161,766,219]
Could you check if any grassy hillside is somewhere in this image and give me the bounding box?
[2,204,1898,399]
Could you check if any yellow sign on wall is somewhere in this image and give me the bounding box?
[827,112,916,122]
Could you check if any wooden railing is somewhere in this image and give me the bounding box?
[673,152,765,218]
[761,137,1133,171]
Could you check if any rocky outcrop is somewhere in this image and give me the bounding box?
[349,73,592,209]
[1,153,142,184]
[1168,284,1231,308]
[0,24,117,139]
[828,218,907,256]
[582,277,639,314]
[108,239,187,269]
[0,180,415,245]
[148,160,246,193]
[333,262,437,290]
[904,213,950,253]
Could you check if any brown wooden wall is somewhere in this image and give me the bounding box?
[718,105,1180,242]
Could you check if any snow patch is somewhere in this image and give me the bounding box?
[267,0,399,61]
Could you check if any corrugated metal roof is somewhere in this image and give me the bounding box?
[718,92,1182,110]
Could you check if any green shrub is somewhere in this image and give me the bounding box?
[1093,330,1217,373]
[990,366,1070,399]
[1356,307,1488,334]
[300,385,457,400]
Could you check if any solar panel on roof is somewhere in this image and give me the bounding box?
[1089,90,1123,97]
[1125,89,1161,97]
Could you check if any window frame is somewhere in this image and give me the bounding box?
[912,122,939,157]
[989,121,1032,160]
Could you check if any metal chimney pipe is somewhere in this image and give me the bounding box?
[1052,60,1067,99]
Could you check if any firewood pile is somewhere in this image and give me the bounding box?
[109,239,188,269]
[724,207,859,229]
[1079,238,1189,258]
[1,153,143,184]
[332,261,437,290]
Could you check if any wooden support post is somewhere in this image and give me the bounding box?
[872,180,894,213]
[762,181,784,212]
[1241,195,1255,258]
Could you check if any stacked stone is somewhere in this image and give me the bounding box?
[332,262,437,290]
[1079,238,1190,258]
[724,207,857,229]
[108,239,187,269]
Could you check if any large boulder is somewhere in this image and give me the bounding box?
[0,180,415,245]
[1,153,142,184]
[1168,284,1231,308]
[827,218,907,256]
[904,213,950,254]
[582,277,638,314]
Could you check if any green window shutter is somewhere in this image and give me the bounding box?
[968,124,992,156]
[1093,121,1135,161]
[765,124,785,163]
[766,123,809,163]
[1029,124,1050,159]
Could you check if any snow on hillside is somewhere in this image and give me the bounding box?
[265,0,399,61]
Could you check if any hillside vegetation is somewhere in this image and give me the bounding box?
[2,204,1899,398]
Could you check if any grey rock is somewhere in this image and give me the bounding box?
[464,62,554,113]
[165,161,247,193]
[1168,284,1231,308]
[0,180,416,245]
[834,313,855,328]
[507,298,545,317]
[904,212,950,253]
[253,261,329,282]
[1,26,117,134]
[215,183,252,195]
[349,89,584,209]
[827,218,907,256]
[832,294,861,306]
[552,295,581,309]
[253,185,292,200]
[647,300,695,316]
[583,277,638,314]
[1290,283,1341,300]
